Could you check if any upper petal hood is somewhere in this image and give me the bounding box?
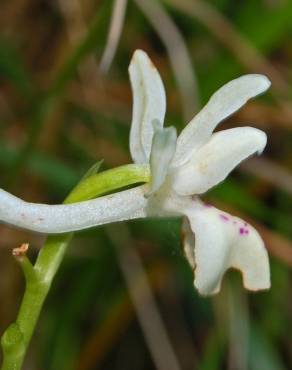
[129,50,166,164]
[173,74,270,166]
[182,201,270,295]
[172,127,267,195]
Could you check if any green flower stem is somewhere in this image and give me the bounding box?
[0,163,150,370]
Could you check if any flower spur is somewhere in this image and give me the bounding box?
[0,50,271,295]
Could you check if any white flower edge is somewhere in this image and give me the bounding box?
[172,126,267,195]
[173,73,271,166]
[182,201,271,295]
[129,50,166,164]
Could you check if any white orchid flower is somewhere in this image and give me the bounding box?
[0,50,271,295]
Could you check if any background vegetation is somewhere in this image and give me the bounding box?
[0,0,292,369]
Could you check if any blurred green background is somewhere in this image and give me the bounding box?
[1,0,292,369]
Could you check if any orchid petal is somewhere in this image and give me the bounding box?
[148,124,177,195]
[129,50,166,163]
[173,127,266,195]
[173,75,271,166]
[0,186,147,234]
[183,201,270,295]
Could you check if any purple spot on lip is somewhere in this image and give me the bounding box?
[204,203,213,208]
[239,227,249,236]
[220,214,229,221]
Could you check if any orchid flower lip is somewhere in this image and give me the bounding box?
[182,201,270,296]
